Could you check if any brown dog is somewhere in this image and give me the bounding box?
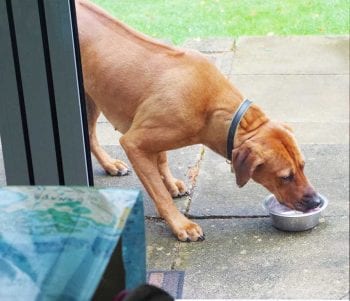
[76,0,320,241]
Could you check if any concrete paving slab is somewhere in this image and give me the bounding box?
[182,37,235,53]
[229,74,349,123]
[97,114,108,123]
[145,220,179,270]
[232,36,349,75]
[177,216,349,299]
[93,145,202,217]
[284,121,349,145]
[209,51,235,76]
[189,144,349,217]
[96,123,122,146]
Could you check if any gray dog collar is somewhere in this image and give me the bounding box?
[226,99,253,160]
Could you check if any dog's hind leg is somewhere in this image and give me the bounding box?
[158,152,187,197]
[86,94,129,176]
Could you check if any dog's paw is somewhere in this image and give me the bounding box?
[104,160,130,176]
[165,178,188,198]
[172,217,204,242]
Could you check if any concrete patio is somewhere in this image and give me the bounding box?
[0,35,349,299]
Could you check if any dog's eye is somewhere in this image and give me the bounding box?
[280,174,294,182]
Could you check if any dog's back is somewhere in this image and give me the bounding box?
[76,0,230,133]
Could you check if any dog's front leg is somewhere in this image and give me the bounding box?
[120,137,204,242]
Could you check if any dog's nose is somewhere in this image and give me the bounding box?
[304,197,321,209]
[302,191,321,209]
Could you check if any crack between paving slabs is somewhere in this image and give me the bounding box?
[187,214,270,219]
[197,37,238,54]
[146,214,347,221]
[170,145,206,271]
[231,37,238,52]
[184,145,206,215]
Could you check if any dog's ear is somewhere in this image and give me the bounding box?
[232,141,264,188]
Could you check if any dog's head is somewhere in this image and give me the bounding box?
[232,121,320,212]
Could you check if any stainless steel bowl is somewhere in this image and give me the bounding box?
[263,194,328,231]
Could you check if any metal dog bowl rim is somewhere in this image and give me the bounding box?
[263,194,328,218]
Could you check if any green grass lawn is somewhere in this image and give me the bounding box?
[91,0,349,44]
